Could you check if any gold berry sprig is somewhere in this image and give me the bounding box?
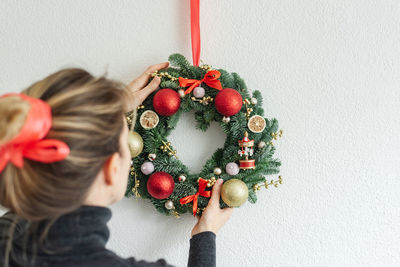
[191,96,214,105]
[150,70,179,81]
[130,167,141,199]
[199,63,213,72]
[271,129,283,140]
[197,176,217,188]
[269,129,283,147]
[206,177,217,187]
[160,140,178,159]
[196,207,207,215]
[252,176,283,192]
[149,63,213,82]
[243,98,255,120]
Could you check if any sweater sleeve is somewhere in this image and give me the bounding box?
[125,257,174,267]
[188,231,216,267]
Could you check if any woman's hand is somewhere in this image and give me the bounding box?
[191,179,233,237]
[126,62,169,111]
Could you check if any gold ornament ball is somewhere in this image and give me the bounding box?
[127,131,144,158]
[221,179,249,207]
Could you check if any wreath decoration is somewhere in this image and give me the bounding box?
[125,54,282,218]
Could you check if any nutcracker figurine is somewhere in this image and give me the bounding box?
[238,131,256,170]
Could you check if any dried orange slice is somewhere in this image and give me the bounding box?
[247,115,266,133]
[140,110,159,129]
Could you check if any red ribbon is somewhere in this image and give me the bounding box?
[180,178,211,216]
[179,70,223,95]
[0,93,70,173]
[190,0,200,66]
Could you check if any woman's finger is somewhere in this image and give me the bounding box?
[128,62,169,92]
[131,76,161,106]
[223,207,233,215]
[146,62,170,73]
[208,179,223,208]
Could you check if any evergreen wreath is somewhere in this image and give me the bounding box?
[125,53,282,218]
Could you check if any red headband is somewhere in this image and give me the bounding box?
[0,93,70,173]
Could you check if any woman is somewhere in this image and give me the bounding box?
[0,62,233,267]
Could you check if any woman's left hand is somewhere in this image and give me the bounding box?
[126,62,170,110]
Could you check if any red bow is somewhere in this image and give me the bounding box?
[0,93,70,173]
[179,70,223,95]
[180,178,211,216]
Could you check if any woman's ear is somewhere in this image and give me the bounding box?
[103,152,119,186]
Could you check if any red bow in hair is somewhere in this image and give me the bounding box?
[179,70,223,95]
[179,178,212,216]
[0,93,70,173]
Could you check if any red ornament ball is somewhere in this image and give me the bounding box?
[153,88,181,116]
[214,88,243,116]
[147,171,175,199]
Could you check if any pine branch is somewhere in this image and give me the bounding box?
[248,190,258,203]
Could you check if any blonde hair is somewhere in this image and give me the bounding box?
[0,68,130,221]
[1,68,132,266]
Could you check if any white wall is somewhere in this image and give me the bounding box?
[1,1,399,266]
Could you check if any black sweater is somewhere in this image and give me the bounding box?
[0,206,216,267]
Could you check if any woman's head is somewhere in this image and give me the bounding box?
[0,68,132,221]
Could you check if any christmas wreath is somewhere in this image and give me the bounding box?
[125,53,282,217]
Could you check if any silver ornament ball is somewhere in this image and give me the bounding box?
[213,167,222,175]
[140,161,154,175]
[226,162,240,176]
[250,97,258,105]
[164,200,174,210]
[222,116,230,123]
[178,175,187,182]
[258,141,266,149]
[193,86,205,98]
[178,89,185,98]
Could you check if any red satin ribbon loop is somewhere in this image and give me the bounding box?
[180,178,212,216]
[179,70,223,95]
[190,0,200,66]
[0,93,70,173]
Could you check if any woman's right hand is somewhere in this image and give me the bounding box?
[125,62,169,111]
[191,179,233,237]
